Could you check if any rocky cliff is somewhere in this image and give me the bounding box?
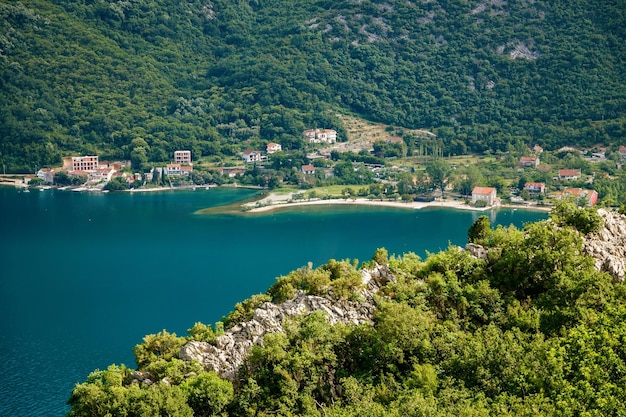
[584,209,626,282]
[178,209,626,381]
[179,264,395,381]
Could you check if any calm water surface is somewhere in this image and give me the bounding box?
[0,187,547,416]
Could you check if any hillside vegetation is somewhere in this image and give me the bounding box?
[2,0,626,171]
[67,204,626,416]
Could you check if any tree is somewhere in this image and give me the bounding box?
[425,159,451,198]
[104,176,129,191]
[130,147,149,173]
[468,215,491,244]
[550,200,604,234]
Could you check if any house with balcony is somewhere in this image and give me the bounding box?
[242,150,266,163]
[524,182,546,194]
[166,164,192,175]
[303,129,337,144]
[71,156,99,173]
[266,142,282,154]
[174,150,192,164]
[37,168,55,184]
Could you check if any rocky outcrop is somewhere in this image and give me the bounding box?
[584,209,626,282]
[180,264,395,381]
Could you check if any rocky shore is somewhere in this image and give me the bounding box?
[176,208,626,382]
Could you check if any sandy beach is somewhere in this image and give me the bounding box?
[244,192,552,213]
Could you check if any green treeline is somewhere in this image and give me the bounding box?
[68,203,626,416]
[2,0,626,171]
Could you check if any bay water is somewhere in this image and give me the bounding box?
[0,187,546,416]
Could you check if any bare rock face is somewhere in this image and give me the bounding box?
[179,264,395,381]
[584,209,626,282]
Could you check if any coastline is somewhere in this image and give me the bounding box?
[243,192,553,214]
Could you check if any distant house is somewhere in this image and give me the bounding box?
[472,186,497,206]
[532,145,544,154]
[242,150,265,163]
[166,163,191,175]
[266,142,282,154]
[323,168,334,179]
[72,156,99,173]
[174,150,192,164]
[303,129,337,144]
[558,169,582,181]
[524,182,546,193]
[301,164,316,175]
[221,168,245,178]
[562,188,598,207]
[89,167,114,183]
[619,145,626,159]
[519,156,540,168]
[37,168,55,184]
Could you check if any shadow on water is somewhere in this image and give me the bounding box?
[195,190,266,214]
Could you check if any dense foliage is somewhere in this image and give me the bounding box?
[2,0,626,172]
[68,204,626,416]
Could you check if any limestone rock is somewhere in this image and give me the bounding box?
[584,209,626,282]
[179,263,394,381]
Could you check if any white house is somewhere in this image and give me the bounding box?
[301,164,316,175]
[266,142,282,154]
[242,150,266,163]
[471,186,497,206]
[524,182,546,193]
[558,169,582,181]
[37,168,55,184]
[303,129,337,144]
[166,163,191,175]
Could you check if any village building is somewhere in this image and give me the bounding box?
[471,186,497,206]
[221,167,245,178]
[303,128,337,144]
[558,169,582,181]
[519,156,540,168]
[174,150,192,164]
[524,182,546,194]
[71,156,99,173]
[562,188,598,207]
[37,168,55,184]
[620,145,626,159]
[532,145,544,154]
[266,142,282,154]
[301,164,316,175]
[89,167,114,183]
[242,150,266,163]
[166,163,192,176]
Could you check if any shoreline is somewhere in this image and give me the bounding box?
[243,193,553,214]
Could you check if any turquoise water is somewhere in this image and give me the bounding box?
[0,187,547,416]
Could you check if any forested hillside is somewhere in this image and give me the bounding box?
[1,0,626,171]
[67,204,626,416]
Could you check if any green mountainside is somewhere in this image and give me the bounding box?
[66,203,626,416]
[2,0,626,171]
